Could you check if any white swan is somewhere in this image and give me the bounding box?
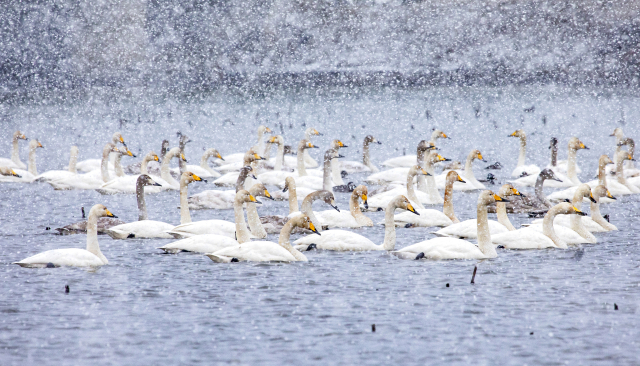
[0,131,28,169]
[214,149,264,187]
[511,137,584,188]
[281,147,340,191]
[546,137,582,176]
[105,175,177,239]
[218,126,272,166]
[184,148,224,178]
[508,129,541,178]
[0,139,44,183]
[14,205,117,267]
[394,171,467,228]
[293,195,418,252]
[206,215,319,262]
[245,182,275,238]
[617,138,639,177]
[188,166,256,210]
[156,147,189,189]
[257,135,298,186]
[366,140,435,185]
[367,165,431,209]
[548,155,623,203]
[96,151,162,194]
[491,203,587,249]
[165,190,259,240]
[432,183,524,238]
[381,130,448,168]
[434,149,486,190]
[35,146,79,183]
[45,143,119,190]
[315,185,372,228]
[75,132,127,172]
[339,135,383,173]
[391,190,505,260]
[419,150,450,203]
[326,139,348,186]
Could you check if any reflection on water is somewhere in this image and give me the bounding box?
[1,85,639,364]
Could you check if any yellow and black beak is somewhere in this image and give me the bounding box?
[37,141,44,148]
[126,149,135,157]
[607,191,617,200]
[338,141,348,148]
[438,154,451,162]
[253,153,265,160]
[105,209,118,218]
[457,176,466,183]
[573,206,587,216]
[361,194,369,209]
[407,203,419,215]
[181,154,187,162]
[265,127,272,133]
[11,170,21,178]
[314,129,322,136]
[493,194,510,203]
[154,155,159,161]
[309,221,320,235]
[20,134,27,140]
[217,153,224,161]
[442,132,449,139]
[421,168,431,176]
[509,131,517,137]
[580,142,589,150]
[511,187,525,197]
[269,136,277,143]
[119,136,125,144]
[192,174,203,181]
[249,194,261,204]
[588,192,596,203]
[477,153,486,162]
[264,189,274,200]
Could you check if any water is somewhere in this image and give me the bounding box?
[1,85,640,365]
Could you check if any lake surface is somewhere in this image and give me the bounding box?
[1,85,639,365]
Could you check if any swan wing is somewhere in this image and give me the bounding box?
[394,237,485,260]
[15,248,105,267]
[293,230,378,251]
[491,228,556,249]
[394,209,453,228]
[159,234,239,253]
[208,241,298,262]
[433,219,507,238]
[188,190,235,210]
[166,220,237,238]
[107,220,175,239]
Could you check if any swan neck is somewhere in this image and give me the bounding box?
[297,148,307,176]
[86,210,106,263]
[349,192,367,219]
[567,147,578,181]
[331,158,344,185]
[279,220,307,261]
[114,154,125,177]
[406,171,425,209]
[179,179,191,224]
[363,141,372,167]
[11,138,21,165]
[101,150,111,183]
[28,144,37,176]
[496,202,515,230]
[476,202,496,257]
[550,143,558,166]
[322,156,332,192]
[300,195,321,232]
[246,202,266,238]
[616,158,626,184]
[534,176,551,207]
[591,200,609,228]
[234,197,251,243]
[382,204,397,251]
[517,136,527,167]
[137,180,148,221]
[235,169,249,193]
[161,151,179,187]
[597,160,608,186]
[275,143,284,171]
[542,206,563,247]
[141,155,151,175]
[443,179,459,223]
[287,184,299,214]
[68,148,78,173]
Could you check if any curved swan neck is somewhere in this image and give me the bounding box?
[275,143,284,171]
[136,180,148,221]
[101,147,111,183]
[542,206,564,247]
[322,155,333,192]
[297,146,307,176]
[179,178,191,224]
[464,151,475,174]
[234,197,251,243]
[279,220,307,261]
[496,202,515,231]
[363,140,374,170]
[161,149,180,187]
[349,191,367,220]
[300,193,322,232]
[28,143,38,176]
[246,202,266,238]
[11,136,21,165]
[476,201,496,257]
[443,178,459,223]
[406,170,425,210]
[517,135,527,167]
[86,207,107,264]
[616,155,626,184]
[178,141,187,174]
[140,154,152,176]
[235,169,250,193]
[199,151,213,171]
[550,141,558,167]
[382,203,397,251]
[534,176,551,207]
[68,147,78,174]
[113,154,125,177]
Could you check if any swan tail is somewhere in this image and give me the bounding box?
[205,254,233,263]
[390,251,420,260]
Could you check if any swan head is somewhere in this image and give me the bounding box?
[324,149,344,162]
[182,171,206,184]
[244,148,264,163]
[292,215,320,235]
[29,139,44,150]
[306,128,322,136]
[179,134,191,145]
[410,165,431,177]
[394,195,419,215]
[117,147,136,158]
[539,168,563,182]
[239,166,257,180]
[138,174,162,187]
[237,189,260,205]
[14,131,28,141]
[509,129,525,139]
[112,132,126,146]
[549,137,558,149]
[417,140,437,152]
[446,170,466,184]
[568,137,588,151]
[615,150,634,163]
[470,149,486,162]
[315,190,339,211]
[297,139,318,153]
[610,127,624,139]
[258,125,272,135]
[599,155,613,167]
[0,166,21,177]
[479,190,510,205]
[268,135,284,146]
[353,185,369,209]
[92,204,118,219]
[499,183,525,198]
[331,140,348,149]
[145,151,159,162]
[432,129,449,140]
[364,135,382,145]
[554,202,587,216]
[283,176,296,192]
[249,182,274,200]
[575,184,597,203]
[617,137,635,150]
[204,148,224,161]
[593,184,616,202]
[284,145,295,155]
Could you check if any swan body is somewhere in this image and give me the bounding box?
[434,150,486,190]
[159,234,239,254]
[381,130,448,168]
[35,146,79,183]
[96,152,162,194]
[75,132,127,172]
[0,131,28,169]
[340,135,382,173]
[315,185,372,228]
[0,139,44,183]
[508,129,541,178]
[188,166,254,210]
[14,205,116,267]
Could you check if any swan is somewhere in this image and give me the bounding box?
[156,147,189,189]
[367,165,431,209]
[548,155,626,203]
[508,129,541,178]
[125,140,169,175]
[54,206,124,235]
[419,150,450,203]
[391,190,506,260]
[177,134,191,175]
[314,185,372,228]
[78,144,135,184]
[434,149,487,190]
[394,171,467,228]
[528,184,597,243]
[184,148,224,178]
[530,185,617,232]
[509,168,564,213]
[34,146,79,183]
[214,149,264,187]
[14,204,118,268]
[617,138,640,177]
[381,129,448,168]
[206,214,319,262]
[432,183,524,238]
[188,166,256,210]
[257,135,298,186]
[96,151,162,194]
[165,190,259,240]
[611,151,640,193]
[366,140,436,184]
[301,127,322,168]
[218,126,272,166]
[339,135,383,173]
[546,137,582,176]
[281,148,341,191]
[45,143,119,190]
[105,175,176,239]
[491,203,587,249]
[293,195,418,252]
[0,131,28,169]
[511,137,577,188]
[245,182,275,238]
[0,139,44,183]
[75,132,127,172]
[326,139,348,186]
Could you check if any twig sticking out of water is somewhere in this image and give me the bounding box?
[471,266,478,284]
[371,324,376,332]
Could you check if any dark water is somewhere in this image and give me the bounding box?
[1,85,639,365]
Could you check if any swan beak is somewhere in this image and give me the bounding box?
[154,155,159,161]
[442,133,449,139]
[553,177,563,182]
[477,153,486,162]
[493,194,510,202]
[421,169,430,176]
[11,170,21,178]
[589,192,597,203]
[511,188,524,197]
[105,209,118,218]
[407,203,419,215]
[427,145,438,150]
[37,141,44,148]
[265,127,272,133]
[314,129,322,136]
[338,141,347,148]
[251,174,258,179]
[249,194,259,203]
[331,204,340,212]
[192,174,202,181]
[153,182,162,186]
[269,137,277,143]
[217,153,225,161]
[309,222,320,235]
[579,142,588,149]
[127,150,136,157]
[264,189,274,200]
[282,185,289,192]
[573,206,587,216]
[337,154,345,158]
[607,192,617,200]
[377,140,382,145]
[457,176,466,183]
[20,134,27,140]
[181,154,187,162]
[307,143,318,149]
[509,131,517,137]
